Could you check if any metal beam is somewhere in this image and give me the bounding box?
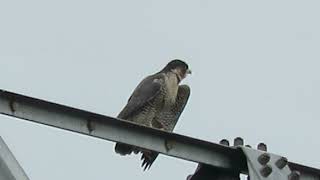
[0,89,319,179]
[0,89,245,172]
[0,136,30,180]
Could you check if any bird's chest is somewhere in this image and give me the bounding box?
[163,74,179,105]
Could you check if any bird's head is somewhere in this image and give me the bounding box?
[161,59,192,82]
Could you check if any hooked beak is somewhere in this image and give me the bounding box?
[186,69,192,75]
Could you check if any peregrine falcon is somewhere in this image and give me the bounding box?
[114,59,191,170]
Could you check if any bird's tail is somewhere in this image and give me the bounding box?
[141,150,159,170]
[114,143,134,156]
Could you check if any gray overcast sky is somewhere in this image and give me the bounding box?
[0,0,320,179]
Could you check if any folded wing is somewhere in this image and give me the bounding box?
[140,85,191,170]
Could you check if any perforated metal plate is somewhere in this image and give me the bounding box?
[241,147,294,180]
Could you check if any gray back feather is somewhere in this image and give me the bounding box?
[117,73,165,120]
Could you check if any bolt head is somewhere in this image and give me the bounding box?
[257,143,267,151]
[219,139,230,146]
[260,165,272,177]
[234,137,244,146]
[258,153,271,165]
[275,157,288,169]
